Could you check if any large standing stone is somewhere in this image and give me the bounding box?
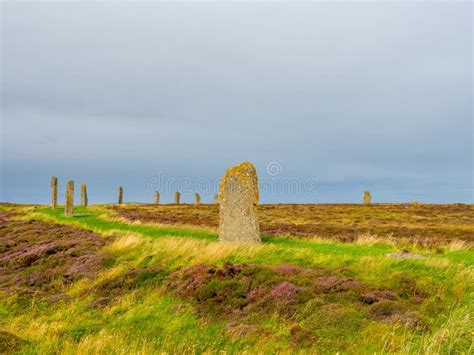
[154,191,160,205]
[65,180,74,217]
[174,191,180,204]
[51,176,58,210]
[118,186,123,205]
[218,161,260,243]
[194,193,201,206]
[364,191,372,205]
[81,183,88,207]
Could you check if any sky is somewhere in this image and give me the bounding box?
[1,1,472,204]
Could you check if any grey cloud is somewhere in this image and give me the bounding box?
[1,1,472,203]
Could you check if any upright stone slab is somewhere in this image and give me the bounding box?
[65,180,74,217]
[218,161,260,243]
[213,193,219,204]
[174,191,180,204]
[51,176,58,210]
[154,191,160,205]
[364,191,372,205]
[118,187,123,205]
[81,183,88,207]
[194,193,201,206]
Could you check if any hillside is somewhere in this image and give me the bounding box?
[1,203,473,353]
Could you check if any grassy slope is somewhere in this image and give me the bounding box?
[1,205,473,354]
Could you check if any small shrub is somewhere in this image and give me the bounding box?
[269,282,298,305]
[86,266,167,308]
[0,331,26,353]
[360,290,397,304]
[398,276,430,299]
[366,300,404,320]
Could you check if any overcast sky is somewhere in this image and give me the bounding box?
[1,1,472,204]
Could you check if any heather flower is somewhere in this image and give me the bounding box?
[269,282,298,304]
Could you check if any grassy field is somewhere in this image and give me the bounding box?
[0,203,473,354]
[110,203,474,244]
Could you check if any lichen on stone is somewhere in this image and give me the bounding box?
[50,176,58,210]
[218,161,260,243]
[81,183,88,207]
[65,180,74,217]
[364,191,371,204]
[219,161,259,204]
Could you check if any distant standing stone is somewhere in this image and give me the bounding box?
[194,193,201,206]
[364,191,372,205]
[81,183,88,207]
[213,193,219,204]
[51,176,58,210]
[118,186,123,205]
[218,161,260,243]
[154,191,160,205]
[65,180,74,217]
[174,191,181,204]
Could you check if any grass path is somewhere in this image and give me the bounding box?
[33,205,473,267]
[35,206,396,256]
[37,206,218,240]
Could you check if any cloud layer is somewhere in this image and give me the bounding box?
[1,2,472,203]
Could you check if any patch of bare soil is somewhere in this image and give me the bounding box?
[0,211,110,301]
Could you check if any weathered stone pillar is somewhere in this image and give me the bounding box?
[364,191,372,205]
[51,176,58,210]
[81,183,88,207]
[194,193,201,206]
[65,180,74,217]
[218,161,260,243]
[154,191,160,205]
[118,186,123,205]
[174,191,180,205]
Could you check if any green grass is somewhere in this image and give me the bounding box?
[4,292,251,354]
[110,203,474,243]
[29,206,474,296]
[263,235,394,256]
[1,204,473,354]
[434,249,474,266]
[37,206,218,240]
